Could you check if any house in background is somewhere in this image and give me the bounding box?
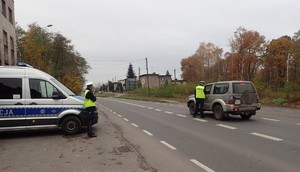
[139,73,172,88]
[0,0,16,66]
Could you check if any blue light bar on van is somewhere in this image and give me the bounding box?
[16,62,33,68]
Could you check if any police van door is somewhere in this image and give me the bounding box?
[0,78,26,129]
[25,78,63,127]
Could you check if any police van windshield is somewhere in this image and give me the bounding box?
[50,78,75,96]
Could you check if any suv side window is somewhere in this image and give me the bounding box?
[29,79,59,99]
[0,78,22,99]
[213,83,229,94]
[204,85,212,95]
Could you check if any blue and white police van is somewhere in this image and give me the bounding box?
[0,64,98,135]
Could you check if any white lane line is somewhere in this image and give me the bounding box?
[160,141,177,150]
[194,118,208,122]
[261,118,280,122]
[131,123,139,128]
[297,123,300,125]
[176,114,187,118]
[147,107,153,110]
[109,109,113,112]
[216,124,237,130]
[113,112,117,115]
[143,130,153,136]
[117,114,122,117]
[123,118,129,122]
[190,159,215,172]
[164,111,174,114]
[251,132,283,141]
[155,109,162,112]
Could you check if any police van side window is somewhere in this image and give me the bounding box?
[29,79,59,99]
[0,78,22,99]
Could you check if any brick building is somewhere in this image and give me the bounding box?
[0,0,16,66]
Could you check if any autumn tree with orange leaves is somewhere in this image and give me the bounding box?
[16,23,90,94]
[181,42,223,82]
[227,27,266,81]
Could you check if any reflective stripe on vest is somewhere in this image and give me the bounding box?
[84,90,96,108]
[195,85,205,98]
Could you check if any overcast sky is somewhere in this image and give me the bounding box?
[15,0,300,84]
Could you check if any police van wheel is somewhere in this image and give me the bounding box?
[61,116,82,135]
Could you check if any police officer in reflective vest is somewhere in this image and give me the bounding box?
[84,82,97,137]
[194,81,206,118]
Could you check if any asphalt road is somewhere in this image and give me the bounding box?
[99,97,300,172]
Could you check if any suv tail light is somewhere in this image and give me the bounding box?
[229,96,234,104]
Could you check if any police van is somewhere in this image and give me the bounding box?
[0,64,98,135]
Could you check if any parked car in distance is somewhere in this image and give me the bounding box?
[187,81,261,120]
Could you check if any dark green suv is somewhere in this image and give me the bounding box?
[187,81,261,120]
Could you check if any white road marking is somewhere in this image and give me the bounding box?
[176,114,187,118]
[296,123,300,125]
[262,118,280,122]
[164,111,174,114]
[123,118,129,122]
[251,132,283,141]
[147,107,153,109]
[113,112,117,115]
[131,123,139,127]
[216,124,237,130]
[143,130,153,136]
[155,109,162,112]
[190,159,215,172]
[193,118,208,122]
[160,141,177,150]
[117,114,122,117]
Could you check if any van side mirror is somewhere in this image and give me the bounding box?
[52,91,66,99]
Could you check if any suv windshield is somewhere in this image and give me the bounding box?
[233,82,255,94]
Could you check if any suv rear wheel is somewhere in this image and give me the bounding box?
[213,104,225,120]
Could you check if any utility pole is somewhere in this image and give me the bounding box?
[174,69,176,80]
[146,57,150,96]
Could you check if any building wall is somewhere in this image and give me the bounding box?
[158,75,172,87]
[139,74,172,88]
[0,0,16,66]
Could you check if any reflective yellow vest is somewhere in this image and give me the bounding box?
[84,90,96,108]
[195,85,205,98]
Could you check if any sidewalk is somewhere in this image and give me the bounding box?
[0,109,152,172]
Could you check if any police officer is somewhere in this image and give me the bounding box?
[84,81,97,137]
[194,81,206,118]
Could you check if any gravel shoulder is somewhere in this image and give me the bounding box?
[0,107,150,172]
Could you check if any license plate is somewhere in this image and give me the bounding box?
[235,99,241,105]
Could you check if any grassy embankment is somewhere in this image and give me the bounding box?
[98,82,300,108]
